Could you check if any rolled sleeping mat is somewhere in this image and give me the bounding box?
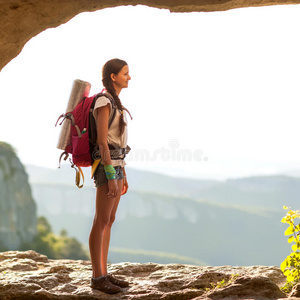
[57,79,91,150]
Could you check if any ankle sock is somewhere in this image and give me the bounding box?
[92,276,105,280]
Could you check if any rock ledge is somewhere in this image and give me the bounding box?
[0,250,298,299]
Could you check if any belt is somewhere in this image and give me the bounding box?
[110,145,131,159]
[92,145,131,161]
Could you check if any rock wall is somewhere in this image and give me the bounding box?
[0,250,297,299]
[1,0,300,72]
[0,142,36,250]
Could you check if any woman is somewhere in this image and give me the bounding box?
[89,59,131,294]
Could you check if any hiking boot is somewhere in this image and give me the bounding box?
[107,273,130,288]
[90,276,121,294]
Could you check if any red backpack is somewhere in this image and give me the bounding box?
[56,93,116,187]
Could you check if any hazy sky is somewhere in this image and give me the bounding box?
[1,4,300,180]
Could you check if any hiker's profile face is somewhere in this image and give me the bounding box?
[111,65,131,90]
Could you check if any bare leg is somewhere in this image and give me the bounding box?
[101,179,123,275]
[89,183,116,278]
[89,180,123,278]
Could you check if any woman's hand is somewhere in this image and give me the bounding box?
[107,179,118,198]
[121,176,129,195]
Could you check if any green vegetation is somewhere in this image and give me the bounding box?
[280,206,300,293]
[20,216,89,260]
[205,274,240,292]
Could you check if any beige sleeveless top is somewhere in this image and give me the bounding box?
[93,95,128,167]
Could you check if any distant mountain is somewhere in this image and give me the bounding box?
[25,164,298,266]
[26,164,300,209]
[25,163,218,193]
[0,144,36,251]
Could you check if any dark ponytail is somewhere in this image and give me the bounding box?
[102,58,131,136]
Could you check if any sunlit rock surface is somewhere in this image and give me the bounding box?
[1,0,300,71]
[0,250,297,299]
[0,142,36,250]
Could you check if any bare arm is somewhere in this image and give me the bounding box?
[96,103,118,197]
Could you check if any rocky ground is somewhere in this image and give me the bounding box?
[0,250,300,299]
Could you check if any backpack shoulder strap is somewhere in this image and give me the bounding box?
[89,92,118,159]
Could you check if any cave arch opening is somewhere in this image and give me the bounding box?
[0,4,300,180]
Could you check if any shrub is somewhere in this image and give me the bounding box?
[20,216,89,260]
[280,206,300,292]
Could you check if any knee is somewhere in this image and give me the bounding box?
[92,215,110,231]
[92,213,116,230]
[107,214,116,228]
